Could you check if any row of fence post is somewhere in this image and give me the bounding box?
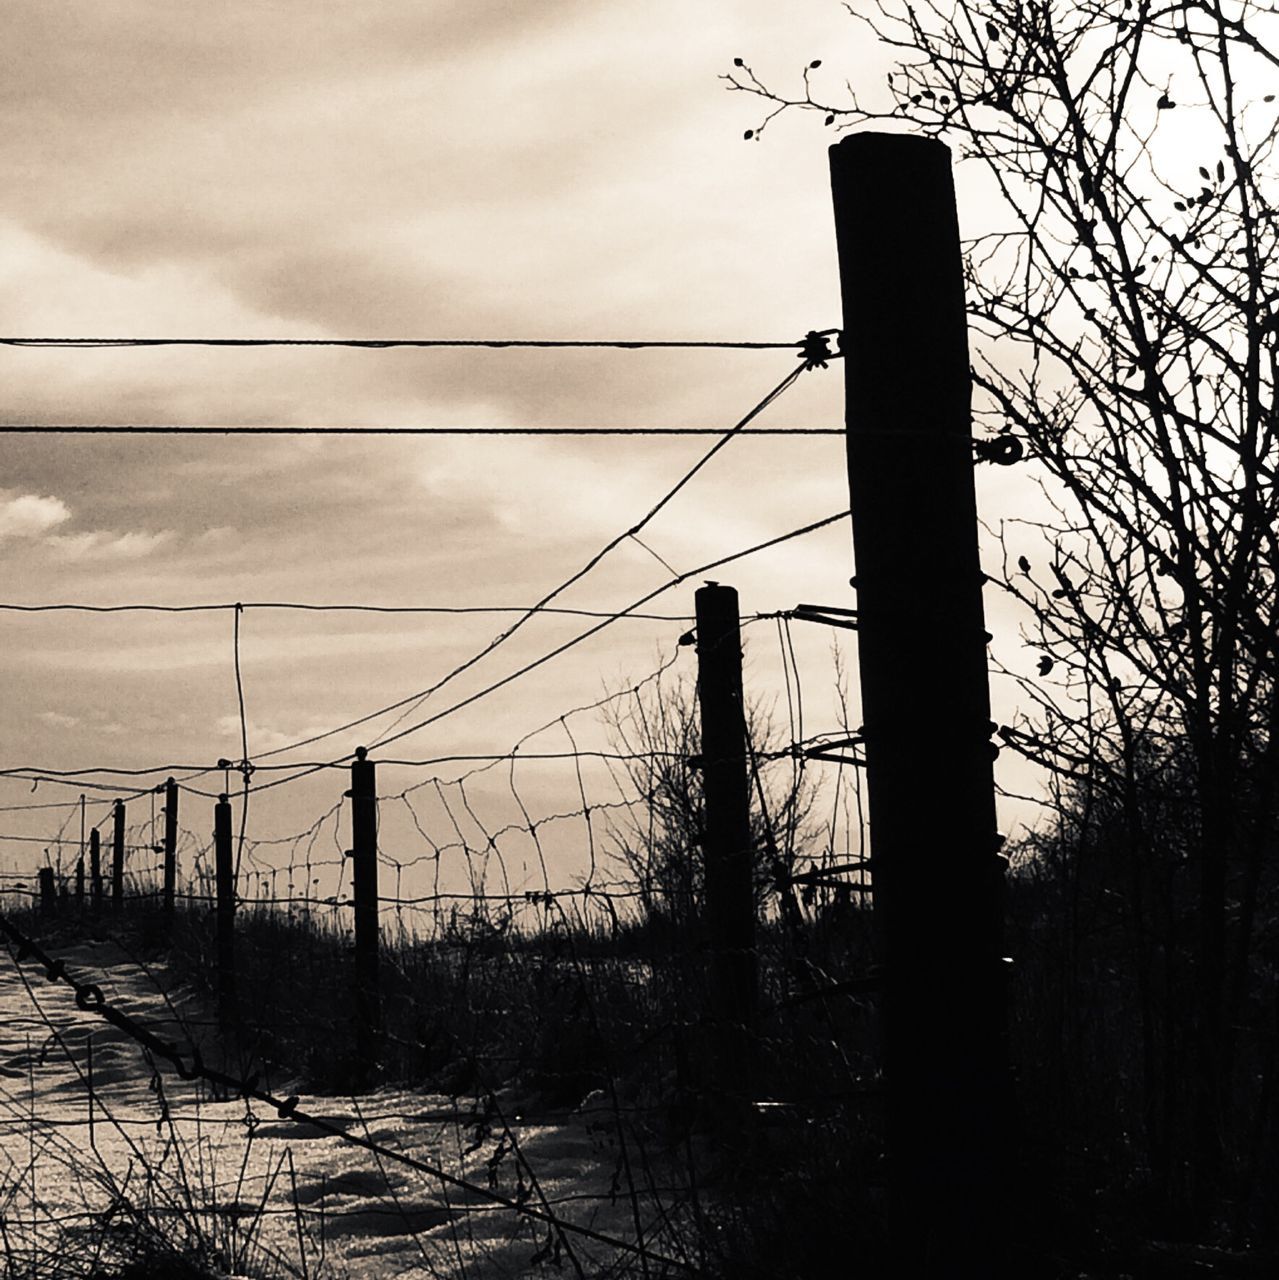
[37,782,176,914]
[33,759,382,1071]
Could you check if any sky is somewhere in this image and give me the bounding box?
[0,1,1043,911]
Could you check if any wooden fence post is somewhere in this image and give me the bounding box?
[830,131,1011,1273]
[74,857,85,910]
[112,799,125,909]
[214,793,236,1026]
[163,777,178,914]
[349,746,380,1079]
[38,867,56,916]
[694,581,758,1116]
[89,828,103,912]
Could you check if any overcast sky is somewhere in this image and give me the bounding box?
[0,1,1041,906]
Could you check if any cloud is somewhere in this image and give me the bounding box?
[48,529,173,560]
[0,493,71,538]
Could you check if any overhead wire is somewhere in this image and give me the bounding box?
[0,602,694,619]
[0,335,811,351]
[0,424,842,436]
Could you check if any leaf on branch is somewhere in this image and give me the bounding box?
[1018,555,1031,574]
[1174,200,1186,211]
[734,57,744,67]
[1158,94,1175,110]
[1216,159,1225,182]
[809,59,822,69]
[825,115,835,126]
[986,20,1001,41]
[1199,166,1210,180]
[1037,656,1054,676]
[1266,94,1276,103]
[743,129,754,140]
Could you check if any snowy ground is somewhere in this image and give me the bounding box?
[0,939,690,1279]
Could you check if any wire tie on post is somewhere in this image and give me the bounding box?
[973,433,1024,465]
[799,330,836,369]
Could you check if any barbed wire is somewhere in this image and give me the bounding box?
[0,334,821,351]
[0,601,695,619]
[0,423,845,436]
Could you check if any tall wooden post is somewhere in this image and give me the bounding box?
[349,747,380,1078]
[89,828,103,911]
[74,857,85,910]
[694,582,758,1111]
[162,777,178,914]
[112,799,125,909]
[830,132,1010,1273]
[214,794,236,1026]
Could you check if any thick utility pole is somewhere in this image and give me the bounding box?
[694,582,757,1113]
[112,799,125,909]
[349,747,380,1079]
[162,777,178,914]
[214,793,236,1026]
[829,132,1010,1274]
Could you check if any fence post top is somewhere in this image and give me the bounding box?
[355,745,368,761]
[830,130,952,160]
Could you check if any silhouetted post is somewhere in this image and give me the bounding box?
[89,828,103,911]
[38,867,56,916]
[74,857,85,910]
[694,582,758,1114]
[830,132,1010,1274]
[112,800,125,909]
[162,777,178,914]
[214,794,236,1026]
[349,747,380,1079]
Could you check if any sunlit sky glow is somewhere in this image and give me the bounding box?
[1,1,1049,906]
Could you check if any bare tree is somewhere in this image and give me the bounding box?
[599,667,819,938]
[726,0,1279,1234]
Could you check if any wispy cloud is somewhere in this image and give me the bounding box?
[48,529,173,560]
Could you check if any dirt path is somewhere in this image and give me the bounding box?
[0,939,681,1278]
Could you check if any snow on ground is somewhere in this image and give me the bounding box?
[0,938,685,1278]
